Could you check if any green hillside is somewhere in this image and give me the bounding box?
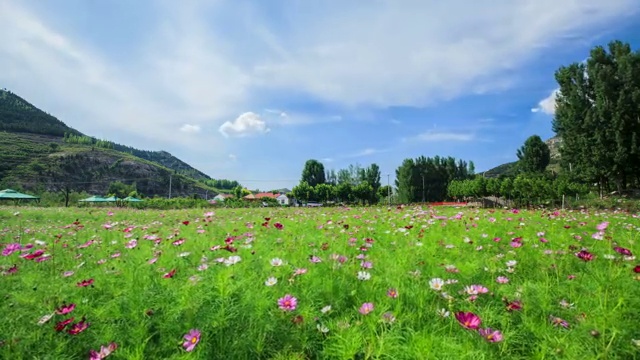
[483,136,562,178]
[0,89,219,198]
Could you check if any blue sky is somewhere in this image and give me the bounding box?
[1,0,640,191]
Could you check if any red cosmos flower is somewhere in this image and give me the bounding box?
[264,217,271,221]
[77,279,94,287]
[55,317,74,331]
[182,221,190,226]
[404,225,413,230]
[274,222,284,230]
[575,250,594,262]
[343,224,349,230]
[503,298,523,312]
[55,303,76,315]
[67,317,89,335]
[222,245,237,253]
[22,249,45,260]
[455,311,481,330]
[163,269,176,278]
[633,265,640,273]
[613,246,633,257]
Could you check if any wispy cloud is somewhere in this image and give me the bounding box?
[414,131,476,142]
[532,89,559,115]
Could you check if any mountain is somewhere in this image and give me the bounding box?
[483,136,562,178]
[0,89,218,198]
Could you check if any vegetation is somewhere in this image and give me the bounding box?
[0,89,242,198]
[516,135,551,174]
[292,163,383,205]
[1,206,639,359]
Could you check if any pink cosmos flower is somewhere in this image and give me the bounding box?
[67,317,90,335]
[596,222,609,231]
[478,328,503,342]
[550,316,569,328]
[89,342,117,359]
[455,311,481,330]
[182,329,201,352]
[359,302,374,315]
[278,294,298,311]
[2,243,21,256]
[77,279,94,287]
[55,303,76,315]
[496,276,509,284]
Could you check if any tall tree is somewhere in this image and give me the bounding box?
[395,158,415,203]
[300,159,326,187]
[516,135,551,173]
[553,40,640,194]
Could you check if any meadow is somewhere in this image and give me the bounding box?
[1,205,639,360]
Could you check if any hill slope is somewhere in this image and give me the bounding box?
[0,89,217,198]
[483,136,562,178]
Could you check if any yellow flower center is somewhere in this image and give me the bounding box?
[191,337,198,344]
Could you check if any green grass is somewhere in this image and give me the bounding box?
[0,206,639,359]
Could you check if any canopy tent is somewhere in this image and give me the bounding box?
[0,189,40,200]
[123,196,143,202]
[78,196,110,202]
[103,196,119,202]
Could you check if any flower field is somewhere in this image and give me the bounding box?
[1,206,639,359]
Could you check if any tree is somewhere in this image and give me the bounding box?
[553,40,640,194]
[292,181,314,203]
[516,135,551,173]
[301,159,326,187]
[395,158,415,203]
[314,183,335,203]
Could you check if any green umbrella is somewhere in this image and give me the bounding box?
[103,196,119,202]
[0,189,39,200]
[78,196,110,202]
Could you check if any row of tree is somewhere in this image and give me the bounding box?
[293,160,388,204]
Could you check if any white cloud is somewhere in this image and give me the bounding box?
[180,124,201,133]
[228,153,237,161]
[219,112,271,138]
[415,131,475,142]
[532,89,560,115]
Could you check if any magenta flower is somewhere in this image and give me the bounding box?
[596,222,609,231]
[478,328,503,342]
[496,276,509,284]
[613,246,633,256]
[1,243,21,256]
[182,329,201,352]
[278,294,298,311]
[55,303,76,315]
[359,302,374,315]
[575,250,594,262]
[455,311,481,330]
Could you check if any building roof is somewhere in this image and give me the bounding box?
[254,192,279,199]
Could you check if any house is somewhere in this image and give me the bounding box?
[276,193,290,206]
[213,194,234,202]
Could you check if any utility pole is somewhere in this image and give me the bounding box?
[169,174,172,199]
[422,174,425,203]
[387,174,391,206]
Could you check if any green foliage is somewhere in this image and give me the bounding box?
[396,156,473,203]
[553,40,640,193]
[202,179,241,190]
[516,135,551,174]
[300,159,326,187]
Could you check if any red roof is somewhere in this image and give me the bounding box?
[254,192,279,199]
